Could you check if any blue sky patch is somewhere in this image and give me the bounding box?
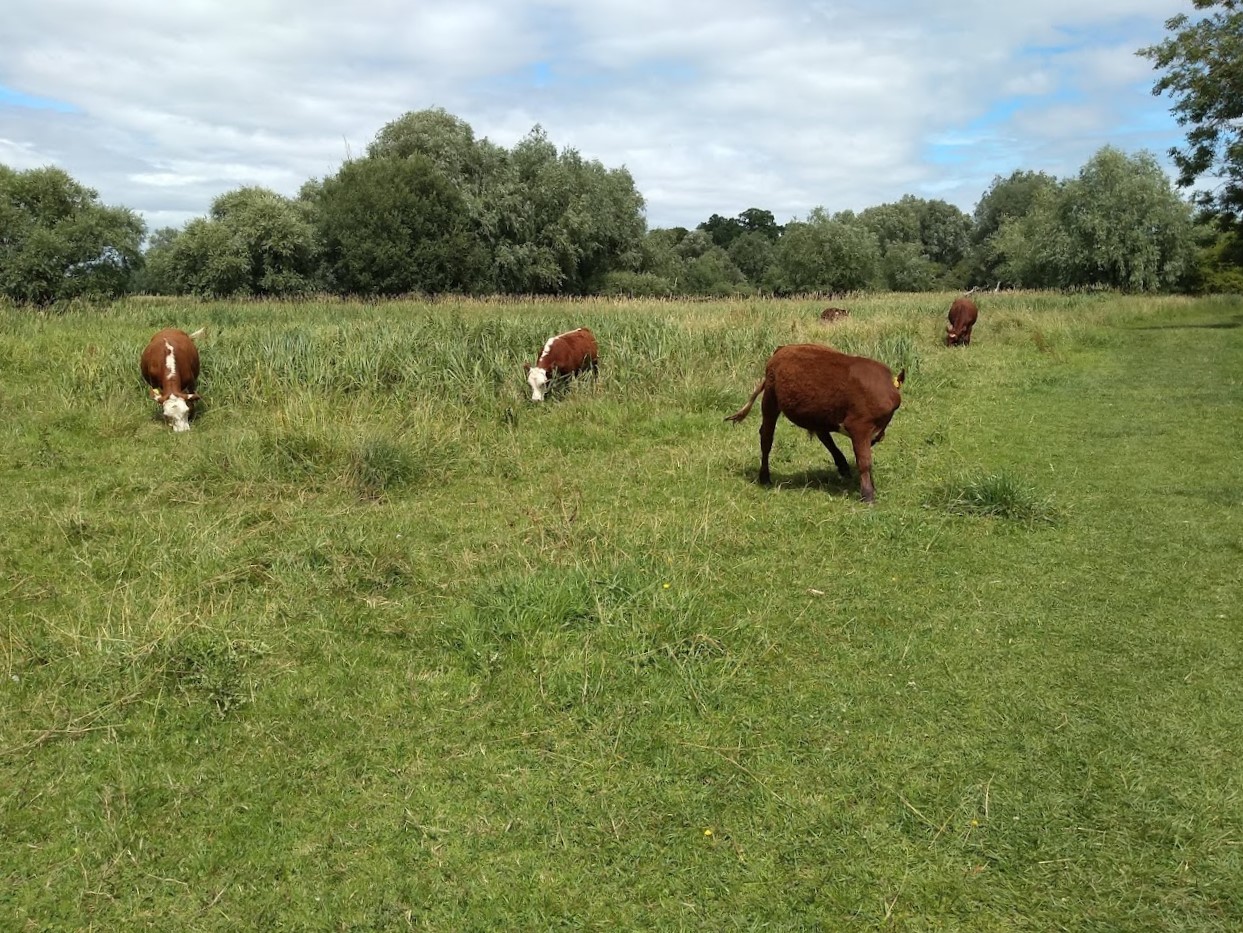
[0,85,76,113]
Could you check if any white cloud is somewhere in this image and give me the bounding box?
[0,0,1188,233]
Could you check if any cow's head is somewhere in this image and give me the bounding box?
[151,387,201,432]
[946,323,960,346]
[524,363,550,402]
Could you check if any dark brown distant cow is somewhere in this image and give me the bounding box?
[820,307,850,323]
[946,297,978,347]
[141,327,204,432]
[726,343,904,502]
[524,327,599,402]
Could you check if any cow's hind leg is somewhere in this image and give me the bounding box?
[757,388,779,484]
[815,429,851,478]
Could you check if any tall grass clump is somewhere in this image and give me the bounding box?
[345,435,419,499]
[934,470,1060,525]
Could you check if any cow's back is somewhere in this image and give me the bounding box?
[541,327,598,373]
[948,298,978,328]
[142,328,200,391]
[767,344,899,429]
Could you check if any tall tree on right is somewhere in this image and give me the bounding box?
[1139,0,1243,229]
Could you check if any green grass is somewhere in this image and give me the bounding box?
[2,291,1241,930]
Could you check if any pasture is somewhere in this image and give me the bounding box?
[2,292,1241,930]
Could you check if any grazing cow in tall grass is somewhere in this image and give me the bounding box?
[524,327,599,402]
[141,327,204,432]
[726,344,904,502]
[946,297,978,347]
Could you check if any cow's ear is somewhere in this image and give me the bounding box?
[150,389,164,404]
[186,393,201,402]
[523,362,531,373]
[896,369,906,387]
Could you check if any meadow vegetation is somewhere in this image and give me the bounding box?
[2,291,1241,929]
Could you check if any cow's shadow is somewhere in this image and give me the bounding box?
[731,464,856,495]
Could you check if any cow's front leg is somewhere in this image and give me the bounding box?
[815,429,851,478]
[848,429,877,503]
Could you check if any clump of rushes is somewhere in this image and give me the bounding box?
[936,470,1059,525]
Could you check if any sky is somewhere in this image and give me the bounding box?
[0,0,1192,235]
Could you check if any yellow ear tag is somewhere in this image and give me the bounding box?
[892,376,901,389]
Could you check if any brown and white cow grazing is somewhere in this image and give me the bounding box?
[946,297,978,347]
[726,343,904,502]
[524,327,599,402]
[141,327,204,432]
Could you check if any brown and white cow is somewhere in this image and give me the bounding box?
[141,327,205,432]
[726,343,904,502]
[946,297,978,347]
[524,327,599,402]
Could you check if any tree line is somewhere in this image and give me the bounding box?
[3,2,1240,304]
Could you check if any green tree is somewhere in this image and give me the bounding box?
[1140,0,1243,229]
[486,127,645,294]
[738,207,783,240]
[918,199,971,270]
[367,108,484,184]
[858,199,920,253]
[317,155,486,295]
[366,112,646,294]
[859,196,969,287]
[164,218,249,297]
[968,170,1059,285]
[767,210,880,294]
[991,147,1195,290]
[161,187,320,297]
[636,228,688,289]
[728,231,776,284]
[972,170,1059,245]
[990,187,1076,289]
[133,226,182,295]
[683,246,747,295]
[881,241,941,292]
[0,165,144,304]
[675,228,715,261]
[698,213,744,249]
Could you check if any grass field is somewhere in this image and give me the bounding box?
[2,291,1241,930]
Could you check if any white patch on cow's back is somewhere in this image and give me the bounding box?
[540,328,581,363]
[162,395,191,432]
[527,365,549,402]
[163,340,177,381]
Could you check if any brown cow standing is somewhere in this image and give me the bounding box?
[524,327,599,402]
[141,327,204,432]
[946,297,978,347]
[726,344,904,502]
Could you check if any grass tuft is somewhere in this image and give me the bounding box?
[935,470,1060,524]
[147,632,269,719]
[346,435,419,499]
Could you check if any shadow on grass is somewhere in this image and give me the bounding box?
[730,465,857,495]
[1134,316,1242,331]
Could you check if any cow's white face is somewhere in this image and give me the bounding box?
[527,366,549,402]
[162,395,192,432]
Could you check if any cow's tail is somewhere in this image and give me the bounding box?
[725,377,767,424]
[189,327,207,341]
